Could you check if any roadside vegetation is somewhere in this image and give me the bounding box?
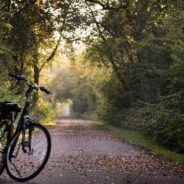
[95,121,184,164]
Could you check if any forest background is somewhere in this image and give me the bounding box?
[0,0,184,155]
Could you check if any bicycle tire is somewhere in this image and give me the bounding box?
[0,123,8,175]
[5,123,51,182]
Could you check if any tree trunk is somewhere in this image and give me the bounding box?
[32,61,40,107]
[33,61,40,85]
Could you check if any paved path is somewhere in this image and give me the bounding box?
[0,119,184,184]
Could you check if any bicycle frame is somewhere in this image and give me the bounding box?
[15,84,34,133]
[15,100,31,133]
[3,84,37,162]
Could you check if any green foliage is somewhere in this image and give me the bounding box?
[48,60,105,119]
[0,0,67,122]
[84,1,184,153]
[147,85,184,153]
[31,98,56,125]
[0,87,22,104]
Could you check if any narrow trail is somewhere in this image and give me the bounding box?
[1,119,184,184]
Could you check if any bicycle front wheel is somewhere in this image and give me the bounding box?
[5,123,51,182]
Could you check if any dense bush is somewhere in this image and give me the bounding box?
[150,93,184,153]
[153,110,184,153]
[97,81,184,153]
[31,98,56,125]
[96,44,184,152]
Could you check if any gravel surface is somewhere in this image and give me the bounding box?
[0,119,184,184]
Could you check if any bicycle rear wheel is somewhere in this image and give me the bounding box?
[0,122,8,175]
[5,123,51,182]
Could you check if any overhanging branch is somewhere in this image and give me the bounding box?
[85,0,129,10]
[86,3,125,84]
[46,35,62,62]
[40,2,72,70]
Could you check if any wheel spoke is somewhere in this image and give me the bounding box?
[10,160,22,177]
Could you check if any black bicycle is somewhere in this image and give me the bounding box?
[0,74,51,182]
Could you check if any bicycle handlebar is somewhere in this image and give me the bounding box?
[9,73,28,81]
[40,86,52,94]
[9,73,51,95]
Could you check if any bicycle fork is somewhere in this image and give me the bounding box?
[9,123,34,161]
[22,126,34,155]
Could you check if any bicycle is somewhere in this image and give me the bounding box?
[0,74,51,182]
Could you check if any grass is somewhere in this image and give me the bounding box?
[95,121,184,165]
[43,122,57,127]
[41,119,57,127]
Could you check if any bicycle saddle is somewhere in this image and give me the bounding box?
[0,101,21,113]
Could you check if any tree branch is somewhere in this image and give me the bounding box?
[87,4,124,84]
[46,35,62,62]
[40,2,71,70]
[85,0,129,11]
